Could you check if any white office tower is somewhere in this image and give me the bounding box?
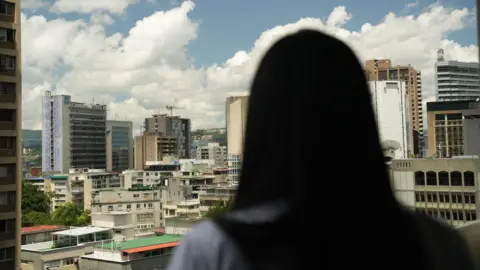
[369,81,408,159]
[435,49,480,101]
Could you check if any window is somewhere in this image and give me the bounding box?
[0,219,14,232]
[133,194,139,198]
[0,55,14,70]
[64,258,75,265]
[108,205,113,211]
[0,2,14,15]
[126,204,131,209]
[0,191,14,205]
[148,203,153,209]
[0,247,13,262]
[136,204,141,209]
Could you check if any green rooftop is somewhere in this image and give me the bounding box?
[50,176,68,180]
[95,234,182,251]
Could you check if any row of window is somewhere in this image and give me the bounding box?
[414,171,475,186]
[417,208,477,221]
[415,192,476,204]
[107,202,155,211]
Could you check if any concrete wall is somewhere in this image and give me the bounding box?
[80,253,172,270]
[463,118,480,157]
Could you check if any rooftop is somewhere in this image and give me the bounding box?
[95,234,182,252]
[53,226,111,237]
[21,241,55,252]
[22,225,66,234]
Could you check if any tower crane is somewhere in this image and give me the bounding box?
[165,105,184,116]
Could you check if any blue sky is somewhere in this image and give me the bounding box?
[24,0,478,67]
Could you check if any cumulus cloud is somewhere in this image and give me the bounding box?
[22,0,49,10]
[50,0,138,14]
[21,1,478,132]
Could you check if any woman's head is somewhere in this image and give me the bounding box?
[232,29,397,212]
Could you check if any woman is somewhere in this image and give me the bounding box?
[168,29,476,270]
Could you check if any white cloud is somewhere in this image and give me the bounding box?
[21,1,478,132]
[50,0,138,14]
[22,0,49,10]
[404,1,420,11]
[90,12,115,25]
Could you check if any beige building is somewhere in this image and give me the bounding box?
[365,59,424,156]
[390,158,480,227]
[226,96,248,182]
[198,184,237,214]
[106,120,133,173]
[44,168,121,211]
[0,0,21,268]
[134,132,178,170]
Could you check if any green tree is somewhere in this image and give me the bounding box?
[22,212,54,227]
[203,198,234,219]
[52,202,90,226]
[21,182,54,213]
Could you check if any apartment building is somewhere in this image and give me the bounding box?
[196,142,227,166]
[144,114,191,158]
[106,120,133,172]
[0,0,21,268]
[91,188,162,240]
[365,59,424,157]
[368,81,409,159]
[42,92,107,174]
[390,158,480,227]
[226,95,248,182]
[44,168,121,211]
[122,163,181,187]
[435,51,480,101]
[426,100,480,158]
[198,184,237,214]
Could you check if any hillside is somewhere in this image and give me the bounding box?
[22,129,41,150]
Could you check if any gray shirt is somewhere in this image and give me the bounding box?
[167,221,249,270]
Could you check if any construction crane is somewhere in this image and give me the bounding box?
[165,105,184,116]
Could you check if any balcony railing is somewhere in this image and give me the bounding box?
[0,231,14,242]
[0,149,15,157]
[0,94,14,103]
[0,121,15,130]
[0,175,14,185]
[0,204,15,212]
[0,41,15,50]
[0,14,14,23]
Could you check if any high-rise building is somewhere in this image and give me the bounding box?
[225,95,248,182]
[435,56,480,101]
[0,0,21,268]
[144,114,191,158]
[426,100,480,158]
[106,120,133,172]
[134,132,179,170]
[42,92,107,173]
[368,81,408,159]
[365,59,424,157]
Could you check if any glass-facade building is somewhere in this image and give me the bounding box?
[107,121,133,172]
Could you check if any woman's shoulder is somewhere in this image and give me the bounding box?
[168,220,248,270]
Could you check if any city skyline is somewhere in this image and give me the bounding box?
[20,1,479,132]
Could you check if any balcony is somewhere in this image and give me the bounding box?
[0,148,14,157]
[71,187,84,194]
[0,175,14,185]
[0,204,15,212]
[0,94,14,104]
[0,120,14,130]
[0,231,14,242]
[0,2,14,24]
